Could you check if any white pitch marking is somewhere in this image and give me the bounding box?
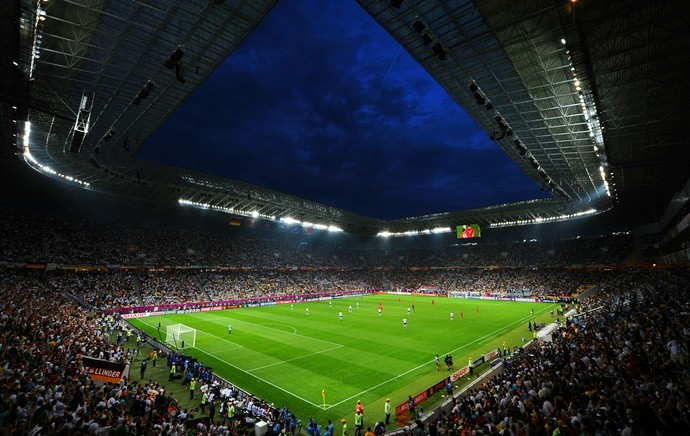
[200,312,343,348]
[325,304,553,409]
[247,344,344,372]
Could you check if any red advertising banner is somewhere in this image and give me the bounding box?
[484,349,500,361]
[450,366,470,382]
[395,391,428,416]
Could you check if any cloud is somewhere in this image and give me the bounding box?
[139,0,549,220]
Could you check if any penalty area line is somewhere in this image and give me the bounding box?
[201,313,343,348]
[191,346,323,408]
[136,318,244,350]
[135,318,320,407]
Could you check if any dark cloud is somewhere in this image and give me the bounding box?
[139,0,549,220]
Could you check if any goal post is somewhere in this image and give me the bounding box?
[165,324,196,349]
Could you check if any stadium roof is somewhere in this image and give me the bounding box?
[2,0,690,236]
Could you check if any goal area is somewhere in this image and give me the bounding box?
[165,323,196,349]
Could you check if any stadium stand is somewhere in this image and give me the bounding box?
[417,269,690,436]
[1,208,688,435]
[3,0,690,434]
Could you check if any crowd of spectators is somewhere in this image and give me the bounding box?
[6,208,688,435]
[47,272,137,309]
[493,270,549,297]
[448,270,500,295]
[0,271,140,434]
[2,263,688,435]
[1,210,634,269]
[201,273,262,302]
[138,273,204,306]
[0,270,292,435]
[414,268,690,436]
[25,268,634,311]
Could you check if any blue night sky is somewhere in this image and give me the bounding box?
[139,0,549,220]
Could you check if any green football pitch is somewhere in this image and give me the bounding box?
[129,294,557,426]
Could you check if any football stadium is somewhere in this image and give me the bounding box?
[1,1,690,435]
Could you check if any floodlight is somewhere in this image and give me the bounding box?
[164,47,184,69]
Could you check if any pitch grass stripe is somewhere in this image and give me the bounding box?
[325,304,552,410]
[139,318,322,408]
[137,318,327,408]
[199,312,344,348]
[210,347,245,355]
[172,315,346,368]
[247,344,344,372]
[190,349,323,408]
[139,302,551,410]
[185,312,344,356]
[159,316,341,369]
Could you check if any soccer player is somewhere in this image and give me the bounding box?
[403,317,407,328]
[407,307,411,315]
[450,312,454,320]
[339,311,343,320]
[306,308,309,316]
[349,305,353,313]
[228,325,232,335]
[378,307,382,317]
[435,354,441,371]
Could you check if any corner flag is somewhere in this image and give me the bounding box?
[322,389,326,410]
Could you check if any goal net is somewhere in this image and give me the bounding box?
[165,324,196,349]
